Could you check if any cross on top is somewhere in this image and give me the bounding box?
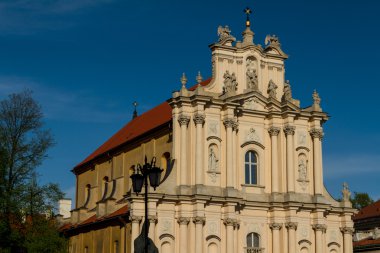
[244,7,252,27]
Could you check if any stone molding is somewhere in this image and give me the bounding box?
[178,114,190,126]
[269,222,283,230]
[268,126,281,137]
[193,216,206,225]
[193,113,205,125]
[284,125,296,136]
[223,218,235,226]
[340,226,354,235]
[312,224,327,233]
[223,118,235,129]
[285,222,298,230]
[309,128,324,140]
[178,217,190,225]
[130,216,142,224]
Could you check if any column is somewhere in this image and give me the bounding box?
[193,216,206,253]
[178,217,190,253]
[194,114,205,185]
[178,114,190,185]
[313,224,326,253]
[268,127,281,193]
[310,128,324,195]
[285,222,298,253]
[270,223,283,253]
[224,118,235,188]
[130,216,142,253]
[284,125,296,192]
[224,218,235,253]
[148,216,157,242]
[341,227,354,253]
[233,219,240,253]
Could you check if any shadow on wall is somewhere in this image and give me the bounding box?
[134,220,159,253]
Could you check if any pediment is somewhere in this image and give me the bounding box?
[229,92,281,112]
[264,45,288,59]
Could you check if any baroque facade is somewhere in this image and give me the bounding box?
[62,12,355,253]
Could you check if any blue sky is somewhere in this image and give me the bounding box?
[0,0,379,202]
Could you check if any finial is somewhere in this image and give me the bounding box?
[180,72,188,88]
[132,101,138,119]
[196,71,203,85]
[244,7,252,27]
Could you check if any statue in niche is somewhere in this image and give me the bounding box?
[223,71,238,93]
[208,146,219,171]
[282,80,292,102]
[298,159,308,181]
[267,79,278,98]
[246,58,258,90]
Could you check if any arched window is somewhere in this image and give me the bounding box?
[102,176,109,200]
[247,232,260,248]
[84,184,91,207]
[245,151,258,184]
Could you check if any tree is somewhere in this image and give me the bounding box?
[350,192,374,210]
[0,90,66,252]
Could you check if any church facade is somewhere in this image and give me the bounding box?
[62,11,355,253]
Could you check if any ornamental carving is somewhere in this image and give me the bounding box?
[178,114,190,126]
[148,215,157,224]
[312,224,327,233]
[243,97,259,110]
[245,128,260,142]
[268,126,280,136]
[298,131,307,146]
[223,218,235,226]
[269,223,283,230]
[130,216,142,223]
[208,120,219,137]
[193,216,206,225]
[208,221,218,234]
[284,125,295,136]
[310,128,324,140]
[267,79,278,98]
[223,118,235,128]
[178,217,190,225]
[161,219,173,233]
[193,113,205,125]
[340,226,354,235]
[285,222,298,230]
[223,71,238,93]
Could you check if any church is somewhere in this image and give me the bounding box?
[61,9,355,253]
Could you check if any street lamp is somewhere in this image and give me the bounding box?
[130,156,163,253]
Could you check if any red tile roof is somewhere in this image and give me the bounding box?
[354,238,380,247]
[354,200,380,221]
[73,78,212,172]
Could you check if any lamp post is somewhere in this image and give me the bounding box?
[130,156,163,253]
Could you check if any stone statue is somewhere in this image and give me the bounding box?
[208,146,218,171]
[267,80,278,98]
[282,80,292,102]
[342,182,351,202]
[265,34,281,47]
[246,69,258,90]
[134,220,158,253]
[223,71,238,93]
[298,159,307,181]
[217,25,236,45]
[313,90,321,106]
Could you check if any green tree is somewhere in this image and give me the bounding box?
[0,90,66,252]
[350,192,374,210]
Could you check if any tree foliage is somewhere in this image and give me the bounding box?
[0,91,67,252]
[350,192,374,210]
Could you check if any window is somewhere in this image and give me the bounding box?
[247,232,260,248]
[84,184,91,207]
[102,176,109,200]
[245,151,258,184]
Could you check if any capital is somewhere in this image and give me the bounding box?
[312,224,327,232]
[178,114,190,126]
[269,222,283,230]
[193,216,206,225]
[340,226,354,235]
[309,128,324,140]
[283,125,296,136]
[285,222,298,230]
[178,217,190,225]
[193,113,205,125]
[268,126,281,137]
[148,215,157,224]
[130,215,142,224]
[223,118,235,129]
[223,218,235,226]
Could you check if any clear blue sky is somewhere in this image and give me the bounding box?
[0,0,379,202]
